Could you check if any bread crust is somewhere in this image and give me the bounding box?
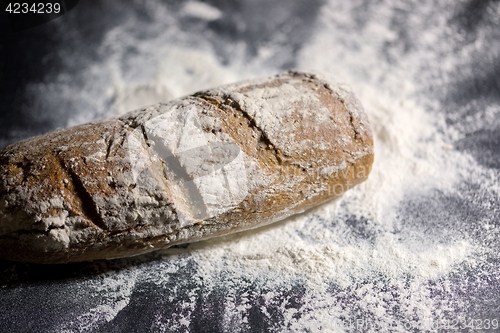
[0,71,374,263]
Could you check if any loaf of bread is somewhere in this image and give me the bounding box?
[0,71,374,264]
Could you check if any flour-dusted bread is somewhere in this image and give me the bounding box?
[0,71,374,264]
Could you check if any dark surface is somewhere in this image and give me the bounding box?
[1,0,499,332]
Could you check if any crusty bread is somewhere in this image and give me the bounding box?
[0,71,374,264]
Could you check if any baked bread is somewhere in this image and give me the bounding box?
[0,71,374,264]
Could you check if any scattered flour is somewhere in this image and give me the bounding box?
[44,0,500,331]
[57,268,139,332]
[181,1,223,21]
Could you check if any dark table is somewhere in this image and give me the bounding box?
[1,0,499,332]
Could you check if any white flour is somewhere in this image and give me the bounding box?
[50,0,500,331]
